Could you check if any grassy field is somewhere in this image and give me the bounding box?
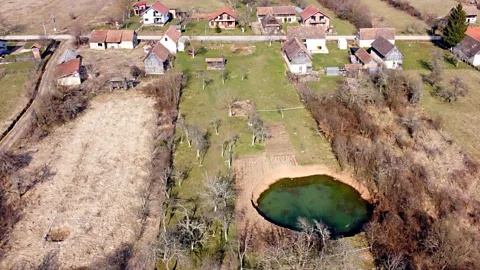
[312,42,350,70]
[304,0,358,35]
[358,0,429,34]
[396,41,472,70]
[148,0,224,11]
[0,73,28,124]
[408,0,457,17]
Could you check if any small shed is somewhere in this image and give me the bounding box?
[326,67,340,76]
[338,38,347,50]
[178,37,187,52]
[31,43,42,60]
[206,57,226,70]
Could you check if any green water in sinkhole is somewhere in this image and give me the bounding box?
[256,175,371,237]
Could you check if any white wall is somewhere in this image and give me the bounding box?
[120,41,135,49]
[178,41,185,52]
[106,42,121,49]
[57,72,81,86]
[143,9,169,25]
[359,39,395,48]
[472,54,480,66]
[282,53,309,74]
[89,42,105,50]
[160,36,177,54]
[305,39,328,54]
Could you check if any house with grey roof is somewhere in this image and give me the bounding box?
[282,37,312,74]
[453,33,480,67]
[144,42,173,75]
[58,49,79,65]
[370,36,403,69]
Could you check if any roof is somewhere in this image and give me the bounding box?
[261,14,281,28]
[257,6,296,16]
[150,2,169,14]
[466,27,480,41]
[371,36,396,57]
[31,43,42,49]
[89,30,108,43]
[134,1,147,7]
[287,26,326,39]
[455,34,480,58]
[106,30,122,43]
[465,5,478,17]
[358,28,395,41]
[299,5,329,20]
[354,47,373,64]
[122,30,135,42]
[282,37,311,61]
[208,7,236,20]
[164,26,182,43]
[206,57,225,63]
[148,42,171,62]
[55,58,81,79]
[58,49,78,65]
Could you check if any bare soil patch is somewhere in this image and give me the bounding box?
[0,91,156,269]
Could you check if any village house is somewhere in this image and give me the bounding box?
[144,42,173,75]
[55,57,82,86]
[350,47,378,69]
[370,36,403,69]
[465,5,478,23]
[143,2,170,26]
[453,28,480,66]
[208,7,236,29]
[30,43,42,60]
[356,28,395,48]
[299,5,330,28]
[287,26,328,54]
[57,49,78,65]
[133,1,147,16]
[261,14,282,34]
[160,26,182,54]
[89,30,138,50]
[256,6,297,23]
[282,37,312,74]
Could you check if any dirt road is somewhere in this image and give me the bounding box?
[0,91,157,269]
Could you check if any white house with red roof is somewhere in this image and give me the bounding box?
[160,26,182,54]
[143,2,170,25]
[299,5,330,28]
[208,7,236,29]
[55,58,82,86]
[133,1,147,16]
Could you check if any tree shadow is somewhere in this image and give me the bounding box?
[418,59,432,71]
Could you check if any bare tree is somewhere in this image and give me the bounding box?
[175,203,208,251]
[115,0,135,23]
[227,0,239,10]
[221,69,230,84]
[198,70,212,90]
[156,231,187,270]
[219,89,238,117]
[210,118,221,135]
[193,130,209,165]
[233,218,253,270]
[222,134,238,157]
[427,50,444,84]
[202,173,234,213]
[241,67,248,81]
[248,111,269,146]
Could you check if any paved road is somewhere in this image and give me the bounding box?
[0,41,69,151]
[1,34,442,42]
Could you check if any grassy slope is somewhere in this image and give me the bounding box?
[0,73,28,123]
[408,0,457,17]
[358,0,429,34]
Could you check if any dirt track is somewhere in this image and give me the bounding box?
[0,91,156,269]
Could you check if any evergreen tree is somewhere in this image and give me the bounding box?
[442,4,468,48]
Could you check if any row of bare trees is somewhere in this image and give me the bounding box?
[317,0,373,29]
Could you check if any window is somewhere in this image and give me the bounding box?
[218,15,221,19]
[311,16,315,21]
[288,18,291,22]
[97,43,103,46]
[320,16,324,20]
[227,15,230,20]
[145,18,149,22]
[228,21,233,26]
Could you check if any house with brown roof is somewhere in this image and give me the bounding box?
[160,26,182,53]
[89,30,138,50]
[144,42,173,75]
[370,36,403,69]
[282,37,312,74]
[206,57,226,70]
[356,28,395,48]
[453,28,480,66]
[143,2,171,25]
[299,5,330,28]
[287,26,328,54]
[465,5,478,23]
[208,7,236,29]
[261,14,282,34]
[256,6,297,23]
[55,58,82,86]
[350,47,378,69]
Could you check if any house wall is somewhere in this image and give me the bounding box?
[57,72,81,86]
[89,42,106,50]
[276,15,297,23]
[0,41,7,55]
[467,16,477,23]
[209,13,236,28]
[144,54,166,74]
[305,39,328,54]
[302,13,329,27]
[160,36,177,54]
[262,25,281,34]
[282,52,312,74]
[472,54,480,66]
[143,9,169,25]
[107,42,121,49]
[371,50,402,69]
[178,41,186,52]
[120,41,135,49]
[358,39,395,48]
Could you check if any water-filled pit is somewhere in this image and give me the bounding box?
[256,174,371,237]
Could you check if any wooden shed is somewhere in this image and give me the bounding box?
[206,57,226,70]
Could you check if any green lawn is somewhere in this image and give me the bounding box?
[312,42,350,70]
[0,73,28,123]
[408,0,457,17]
[307,75,344,95]
[2,62,36,72]
[396,41,471,70]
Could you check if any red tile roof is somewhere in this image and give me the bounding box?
[122,30,135,42]
[134,1,147,8]
[354,47,373,64]
[208,7,236,21]
[106,30,122,43]
[299,5,329,20]
[358,28,395,40]
[150,42,170,62]
[466,27,480,41]
[55,58,81,79]
[151,2,169,14]
[257,6,296,16]
[89,30,108,43]
[164,26,181,43]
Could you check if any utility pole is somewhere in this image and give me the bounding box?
[42,23,47,36]
[51,14,57,32]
